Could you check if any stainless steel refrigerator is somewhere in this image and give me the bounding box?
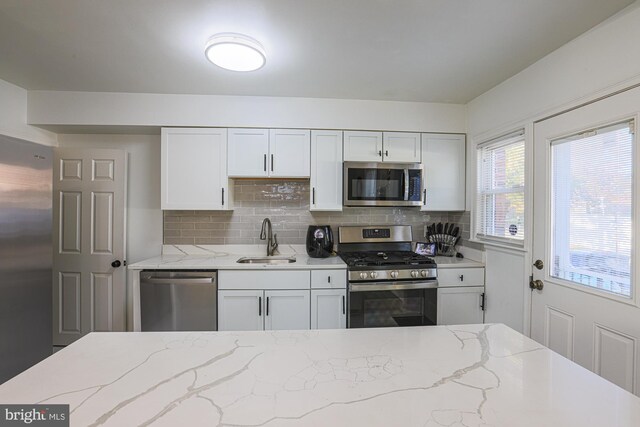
[0,134,52,383]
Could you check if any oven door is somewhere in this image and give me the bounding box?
[343,162,423,206]
[348,281,437,328]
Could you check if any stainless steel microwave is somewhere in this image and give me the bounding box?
[343,162,423,207]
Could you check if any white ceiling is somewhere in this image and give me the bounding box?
[0,0,634,103]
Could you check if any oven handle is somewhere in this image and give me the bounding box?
[403,168,409,201]
[349,280,438,292]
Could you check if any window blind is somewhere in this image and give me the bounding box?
[551,120,634,298]
[476,131,525,242]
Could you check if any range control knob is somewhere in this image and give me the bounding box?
[390,270,399,279]
[420,270,428,277]
[410,270,419,278]
[359,272,367,280]
[370,271,378,279]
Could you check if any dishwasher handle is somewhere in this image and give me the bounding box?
[141,277,215,285]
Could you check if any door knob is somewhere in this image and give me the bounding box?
[111,260,122,268]
[529,279,544,291]
[533,259,544,270]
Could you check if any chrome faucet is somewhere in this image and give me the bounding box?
[260,218,279,256]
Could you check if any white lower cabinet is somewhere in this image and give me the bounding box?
[218,269,346,331]
[437,287,485,325]
[437,266,485,326]
[311,289,347,329]
[218,290,264,331]
[264,290,310,330]
[218,289,310,331]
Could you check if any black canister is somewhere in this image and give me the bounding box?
[306,225,334,258]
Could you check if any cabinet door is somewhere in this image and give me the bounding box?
[269,129,310,177]
[383,132,421,162]
[343,131,383,162]
[218,290,264,331]
[437,287,484,325]
[264,290,310,330]
[161,128,228,210]
[421,133,466,211]
[310,130,343,211]
[228,128,269,177]
[311,289,346,329]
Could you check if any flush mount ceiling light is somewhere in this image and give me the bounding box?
[204,33,266,72]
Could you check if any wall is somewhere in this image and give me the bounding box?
[164,179,468,246]
[465,2,640,335]
[0,79,56,146]
[57,134,163,264]
[27,91,466,134]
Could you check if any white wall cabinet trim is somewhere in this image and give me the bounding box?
[161,127,229,210]
[421,133,466,211]
[310,130,343,211]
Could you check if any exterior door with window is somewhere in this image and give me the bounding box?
[531,86,640,395]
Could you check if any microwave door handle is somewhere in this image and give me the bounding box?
[403,168,410,201]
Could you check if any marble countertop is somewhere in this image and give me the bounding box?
[128,245,347,270]
[1,324,638,427]
[432,256,484,268]
[128,245,483,270]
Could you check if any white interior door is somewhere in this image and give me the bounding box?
[531,86,640,395]
[53,149,127,345]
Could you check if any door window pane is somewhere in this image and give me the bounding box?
[551,121,633,298]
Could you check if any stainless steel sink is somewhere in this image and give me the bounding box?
[236,256,296,264]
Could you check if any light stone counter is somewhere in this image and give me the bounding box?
[127,245,347,270]
[433,256,484,269]
[1,324,638,426]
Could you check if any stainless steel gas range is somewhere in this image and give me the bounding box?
[338,225,438,328]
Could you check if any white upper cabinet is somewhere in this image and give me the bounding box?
[344,131,421,162]
[310,130,343,211]
[161,127,229,210]
[228,128,310,178]
[383,132,421,163]
[227,128,270,177]
[343,131,383,162]
[421,133,466,211]
[269,129,311,177]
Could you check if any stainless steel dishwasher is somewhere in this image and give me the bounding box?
[140,270,217,331]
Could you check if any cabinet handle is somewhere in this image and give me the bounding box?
[459,274,464,281]
[423,189,427,206]
[328,275,331,283]
[480,293,485,311]
[221,188,225,206]
[266,296,270,316]
[258,296,262,316]
[378,150,383,157]
[271,154,274,172]
[342,295,346,314]
[263,154,267,172]
[312,187,316,205]
[385,150,389,157]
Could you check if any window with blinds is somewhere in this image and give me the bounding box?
[476,131,525,243]
[551,120,634,298]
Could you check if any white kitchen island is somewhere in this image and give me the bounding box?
[1,324,639,426]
